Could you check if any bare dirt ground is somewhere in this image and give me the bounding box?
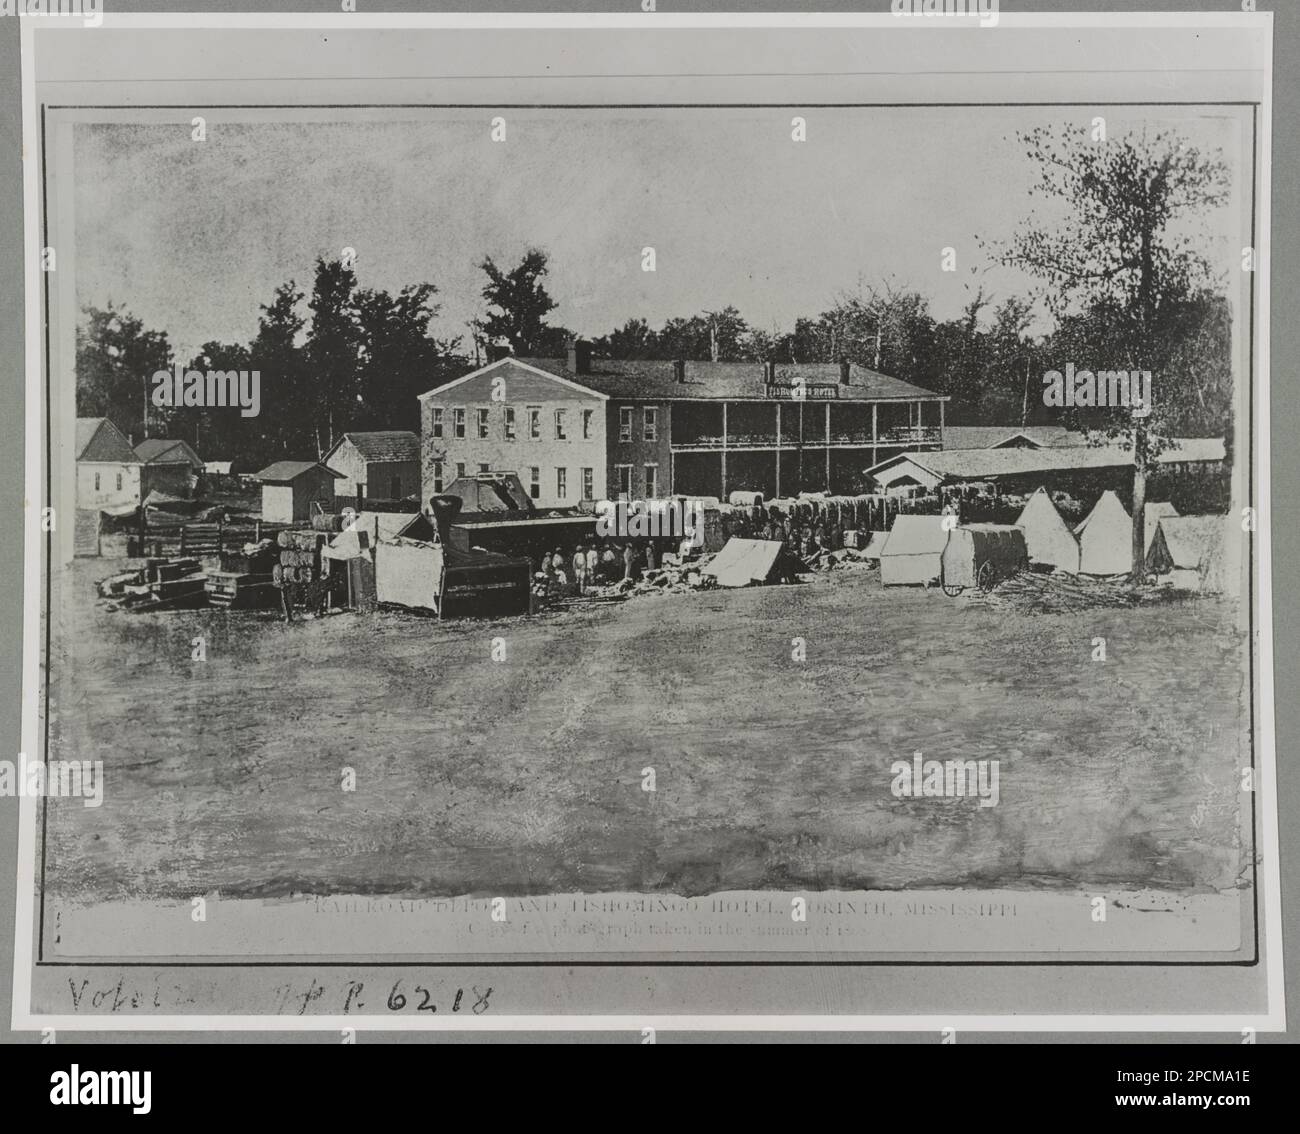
[43,559,1250,901]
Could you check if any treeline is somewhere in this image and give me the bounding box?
[77,258,470,469]
[77,247,1233,470]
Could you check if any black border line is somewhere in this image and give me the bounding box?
[34,100,1264,971]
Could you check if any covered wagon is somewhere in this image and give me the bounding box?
[940,523,1028,596]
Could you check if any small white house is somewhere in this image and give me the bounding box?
[75,417,142,514]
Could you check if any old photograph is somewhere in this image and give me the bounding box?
[8,11,1282,1033]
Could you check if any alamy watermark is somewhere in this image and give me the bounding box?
[151,364,261,417]
[0,0,102,27]
[891,752,1000,807]
[595,498,706,546]
[1,753,103,807]
[1042,363,1152,417]
[890,0,999,29]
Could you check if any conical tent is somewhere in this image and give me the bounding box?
[1015,487,1080,574]
[1144,502,1179,555]
[1074,490,1133,576]
[1145,514,1230,593]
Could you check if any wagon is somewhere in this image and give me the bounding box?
[939,524,1028,597]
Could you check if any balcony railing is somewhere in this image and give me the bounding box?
[670,426,943,450]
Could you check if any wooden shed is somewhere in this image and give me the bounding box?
[254,461,344,523]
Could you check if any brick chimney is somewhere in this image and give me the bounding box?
[673,359,686,384]
[839,358,851,385]
[567,338,592,376]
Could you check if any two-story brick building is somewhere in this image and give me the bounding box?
[418,347,607,509]
[419,341,947,505]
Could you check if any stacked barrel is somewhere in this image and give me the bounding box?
[273,530,327,605]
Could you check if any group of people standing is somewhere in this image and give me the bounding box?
[538,540,668,594]
[757,515,844,560]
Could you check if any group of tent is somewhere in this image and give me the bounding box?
[872,487,1233,592]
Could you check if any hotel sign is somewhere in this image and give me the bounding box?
[765,381,841,400]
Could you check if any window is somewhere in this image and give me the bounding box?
[582,409,594,439]
[94,472,100,491]
[556,467,567,500]
[554,409,567,440]
[529,467,540,500]
[528,408,541,439]
[431,408,444,438]
[478,463,490,473]
[644,408,658,442]
[433,462,444,494]
[453,408,466,439]
[619,406,633,442]
[644,465,658,498]
[616,465,632,500]
[456,462,466,480]
[504,408,516,440]
[582,467,593,501]
[477,408,490,439]
[116,472,123,491]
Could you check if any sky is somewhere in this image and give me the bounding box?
[71,106,1247,364]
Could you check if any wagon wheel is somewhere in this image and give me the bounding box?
[940,565,964,598]
[976,560,996,593]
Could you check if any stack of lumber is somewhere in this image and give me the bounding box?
[968,570,1185,614]
[96,557,208,612]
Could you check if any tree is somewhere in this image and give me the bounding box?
[76,303,172,441]
[305,257,362,455]
[184,340,253,461]
[999,125,1231,578]
[354,283,451,430]
[592,317,658,360]
[250,281,308,460]
[474,249,558,355]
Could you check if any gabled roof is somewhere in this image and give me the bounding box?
[867,438,1226,482]
[418,357,609,402]
[943,426,1078,450]
[254,460,344,484]
[325,430,420,464]
[76,417,138,463]
[516,356,945,403]
[135,438,203,467]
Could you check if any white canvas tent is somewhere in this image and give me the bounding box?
[1144,502,1179,555]
[861,530,890,563]
[1146,515,1231,593]
[879,515,948,586]
[374,537,443,611]
[1074,490,1133,576]
[701,538,785,588]
[1014,487,1080,574]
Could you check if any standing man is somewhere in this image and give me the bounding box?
[572,544,588,593]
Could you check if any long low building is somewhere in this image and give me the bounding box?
[866,438,1226,495]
